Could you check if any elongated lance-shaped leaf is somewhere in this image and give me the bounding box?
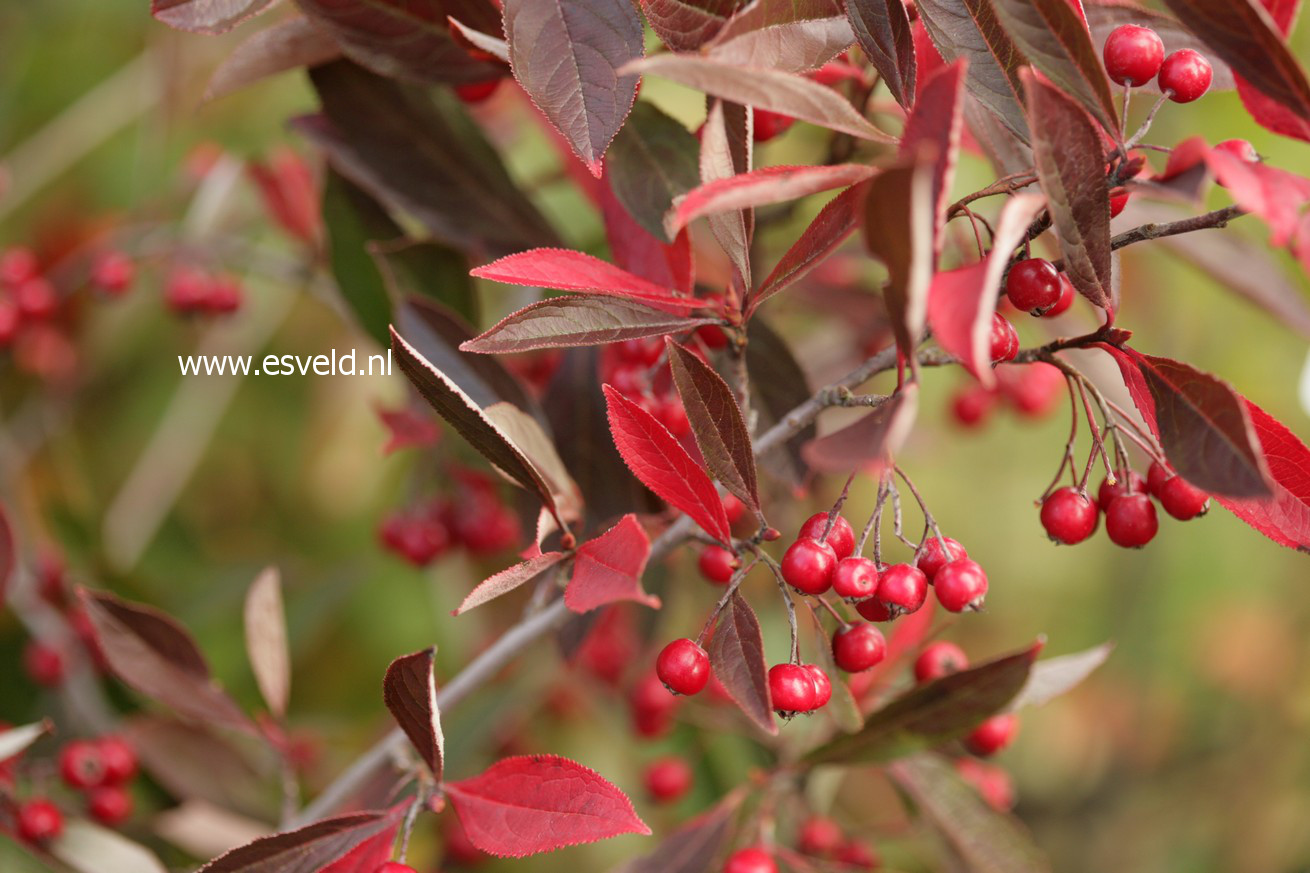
[900,59,967,261]
[383,648,444,781]
[708,591,777,734]
[668,164,876,237]
[700,99,754,286]
[607,101,704,242]
[750,182,865,313]
[461,296,719,354]
[862,154,935,361]
[847,0,916,106]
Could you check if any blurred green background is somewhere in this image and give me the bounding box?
[2,3,1310,872]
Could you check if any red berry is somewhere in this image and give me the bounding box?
[951,384,997,428]
[91,251,135,295]
[1096,472,1146,511]
[1005,258,1061,314]
[1214,139,1258,163]
[16,799,63,844]
[165,267,209,313]
[1001,362,1064,417]
[1104,493,1158,548]
[768,663,818,714]
[0,298,20,345]
[657,395,691,437]
[656,638,711,696]
[23,639,65,686]
[97,735,138,785]
[989,313,1019,363]
[616,337,662,366]
[1040,487,1099,545]
[876,564,928,617]
[831,556,879,601]
[835,839,881,870]
[204,275,244,314]
[1110,189,1130,218]
[797,816,844,857]
[753,108,794,142]
[956,758,1016,811]
[1102,24,1165,86]
[965,713,1019,757]
[0,246,40,287]
[724,846,779,873]
[1042,274,1075,318]
[644,756,693,803]
[804,665,831,709]
[1158,49,1212,102]
[1146,460,1173,497]
[698,545,738,584]
[15,278,58,320]
[722,494,747,526]
[87,785,133,826]
[832,623,887,672]
[916,536,967,583]
[855,597,893,622]
[630,672,680,737]
[1159,475,1210,520]
[934,559,989,613]
[59,740,107,789]
[914,641,969,683]
[798,512,855,559]
[455,78,501,103]
[780,538,836,595]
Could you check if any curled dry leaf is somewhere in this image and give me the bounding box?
[243,567,290,719]
[383,647,444,781]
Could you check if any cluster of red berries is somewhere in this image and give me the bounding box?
[379,474,522,566]
[951,362,1065,429]
[601,336,699,438]
[4,734,138,845]
[22,553,108,689]
[722,825,878,873]
[164,266,244,316]
[780,512,989,616]
[915,641,1020,757]
[1103,24,1213,103]
[1040,460,1210,549]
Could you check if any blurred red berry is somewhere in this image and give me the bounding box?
[87,785,133,826]
[643,756,693,803]
[915,641,969,683]
[16,799,63,844]
[23,639,65,687]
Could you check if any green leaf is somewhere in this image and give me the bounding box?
[320,168,397,347]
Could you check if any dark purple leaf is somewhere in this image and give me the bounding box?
[750,183,864,312]
[565,514,660,612]
[615,794,739,873]
[642,0,741,51]
[606,102,702,243]
[847,0,916,106]
[504,0,643,176]
[862,156,934,359]
[746,317,814,482]
[1235,0,1310,141]
[706,17,856,72]
[447,15,510,63]
[197,807,407,873]
[460,297,717,354]
[205,16,342,101]
[383,648,444,781]
[712,0,842,42]
[669,164,877,237]
[708,592,777,735]
[900,59,967,261]
[124,716,273,817]
[1023,69,1113,310]
[152,0,274,34]
[801,385,919,472]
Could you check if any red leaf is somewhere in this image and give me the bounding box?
[444,755,650,857]
[603,385,734,545]
[317,820,404,873]
[668,164,877,237]
[600,172,695,294]
[205,16,343,102]
[707,592,778,735]
[377,405,441,455]
[1214,398,1310,552]
[706,16,856,72]
[1024,69,1114,310]
[862,156,935,359]
[1235,1,1310,140]
[78,589,255,734]
[197,807,406,872]
[383,648,444,782]
[471,249,701,312]
[847,0,917,107]
[927,193,1047,386]
[802,385,920,472]
[456,552,568,615]
[642,0,737,51]
[566,514,660,613]
[667,340,761,513]
[750,182,865,312]
[900,59,967,260]
[505,0,643,176]
[1206,149,1310,246]
[1099,345,1273,497]
[459,297,718,354]
[152,0,274,34]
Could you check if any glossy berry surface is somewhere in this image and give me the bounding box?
[1146,460,1173,497]
[934,559,989,613]
[1041,487,1099,545]
[87,785,133,826]
[965,713,1019,757]
[698,545,738,584]
[781,538,836,595]
[1159,475,1210,520]
[1105,493,1159,548]
[877,564,928,616]
[804,665,832,709]
[1005,258,1061,314]
[59,740,107,789]
[644,756,693,803]
[656,638,711,696]
[769,663,818,714]
[798,512,855,559]
[1042,274,1075,318]
[723,846,779,873]
[1158,49,1212,102]
[989,313,1019,363]
[832,623,887,672]
[855,597,893,622]
[1102,24,1165,86]
[914,641,969,683]
[798,816,844,857]
[916,536,967,582]
[1097,472,1146,511]
[97,735,138,785]
[831,556,879,600]
[16,799,63,843]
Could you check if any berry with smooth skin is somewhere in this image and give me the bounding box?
[989,313,1019,363]
[16,799,63,844]
[831,556,879,601]
[876,564,928,617]
[965,713,1019,757]
[835,839,881,870]
[769,663,818,714]
[23,639,65,687]
[698,545,738,584]
[915,641,969,683]
[934,559,989,612]
[91,251,135,296]
[644,756,693,803]
[1159,475,1210,520]
[780,538,837,595]
[1005,258,1062,314]
[0,247,40,287]
[804,665,832,709]
[752,109,794,142]
[855,597,893,622]
[1102,24,1165,86]
[951,384,997,428]
[722,494,747,526]
[630,672,680,737]
[87,785,133,827]
[1040,487,1099,545]
[832,623,887,672]
[1097,472,1146,511]
[723,847,779,873]
[916,536,967,583]
[656,638,711,696]
[1105,493,1159,548]
[798,512,856,559]
[59,740,107,790]
[97,735,138,785]
[1042,274,1075,318]
[1158,49,1212,103]
[798,816,844,858]
[1146,460,1173,498]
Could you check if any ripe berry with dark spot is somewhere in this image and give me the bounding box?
[798,512,855,559]
[934,559,989,612]
[1146,460,1173,497]
[1097,472,1146,511]
[59,740,107,790]
[915,641,969,683]
[1042,274,1075,318]
[916,536,966,583]
[769,663,818,715]
[1103,24,1165,86]
[804,665,832,709]
[798,816,844,858]
[965,713,1019,757]
[1158,49,1212,102]
[1040,487,1098,545]
[831,556,879,601]
[656,638,711,696]
[832,623,887,672]
[644,756,693,803]
[698,545,738,584]
[1159,475,1210,520]
[723,846,779,873]
[1105,493,1159,547]
[989,313,1019,363]
[16,799,63,844]
[855,597,893,622]
[781,538,836,595]
[1005,258,1061,314]
[87,785,133,826]
[876,564,928,617]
